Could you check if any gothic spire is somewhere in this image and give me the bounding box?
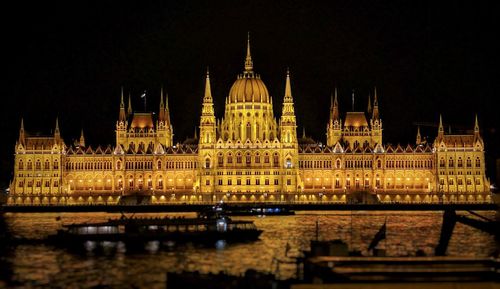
[54,117,61,140]
[372,87,379,120]
[244,32,253,72]
[438,114,444,137]
[284,68,293,102]
[474,114,480,133]
[416,126,421,144]
[79,128,85,147]
[18,118,25,144]
[159,87,165,122]
[281,69,296,116]
[331,87,339,121]
[119,87,126,122]
[204,68,213,103]
[127,93,133,116]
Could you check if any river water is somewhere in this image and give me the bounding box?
[0,211,497,288]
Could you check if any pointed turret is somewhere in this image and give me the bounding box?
[416,126,422,145]
[156,88,173,147]
[119,87,126,122]
[372,87,379,120]
[158,87,165,122]
[244,32,253,72]
[79,129,85,147]
[438,114,444,138]
[199,68,216,145]
[18,118,25,145]
[474,114,480,134]
[54,117,61,140]
[331,87,339,121]
[326,87,341,146]
[280,69,297,144]
[204,67,213,103]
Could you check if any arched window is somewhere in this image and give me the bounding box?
[227,153,233,164]
[264,153,270,164]
[205,158,211,168]
[273,153,279,168]
[116,160,122,170]
[35,160,41,170]
[475,158,480,167]
[18,160,24,170]
[245,153,251,166]
[53,160,59,169]
[439,158,445,168]
[236,153,242,164]
[255,153,260,163]
[44,160,50,170]
[448,158,454,167]
[157,160,162,170]
[377,159,382,169]
[457,158,463,167]
[285,158,292,168]
[218,154,223,166]
[336,159,341,169]
[466,158,472,168]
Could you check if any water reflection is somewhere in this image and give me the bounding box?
[2,211,497,288]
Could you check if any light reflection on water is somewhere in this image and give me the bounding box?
[1,211,497,289]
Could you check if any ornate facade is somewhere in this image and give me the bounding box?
[8,38,491,205]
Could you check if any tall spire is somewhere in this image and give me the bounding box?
[127,93,133,116]
[18,118,25,144]
[280,69,297,144]
[159,87,165,122]
[199,68,216,145]
[284,68,292,102]
[302,127,306,138]
[79,128,85,147]
[474,114,480,133]
[194,127,198,139]
[438,114,444,137]
[281,69,295,115]
[204,67,213,102]
[244,32,253,72]
[54,117,61,140]
[119,87,126,122]
[416,126,421,144]
[372,87,379,120]
[331,87,339,121]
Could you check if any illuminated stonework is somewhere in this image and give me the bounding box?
[8,38,491,205]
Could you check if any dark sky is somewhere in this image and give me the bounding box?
[2,1,500,186]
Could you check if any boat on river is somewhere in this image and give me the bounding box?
[48,207,262,245]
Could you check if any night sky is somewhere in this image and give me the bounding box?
[2,1,499,187]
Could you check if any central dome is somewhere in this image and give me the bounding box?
[228,74,270,103]
[227,34,270,104]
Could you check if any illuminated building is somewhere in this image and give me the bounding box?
[8,37,491,205]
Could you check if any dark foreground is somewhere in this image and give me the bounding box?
[2,202,497,212]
